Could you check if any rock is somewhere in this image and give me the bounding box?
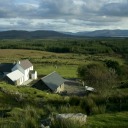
[56,113,87,125]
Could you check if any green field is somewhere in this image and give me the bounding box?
[87,112,128,128]
[0,49,125,78]
[0,81,128,128]
[0,38,128,128]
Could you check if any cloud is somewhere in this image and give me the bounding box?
[0,0,127,32]
[100,1,128,17]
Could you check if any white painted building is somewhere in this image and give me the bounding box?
[12,60,34,82]
[6,60,37,85]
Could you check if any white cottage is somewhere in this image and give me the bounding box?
[12,60,34,81]
[6,60,37,85]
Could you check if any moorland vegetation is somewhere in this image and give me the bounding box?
[0,38,128,128]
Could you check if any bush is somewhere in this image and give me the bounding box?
[119,81,128,88]
[77,63,116,91]
[69,96,80,106]
[105,60,122,75]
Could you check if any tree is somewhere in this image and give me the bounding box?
[105,60,122,75]
[77,63,116,92]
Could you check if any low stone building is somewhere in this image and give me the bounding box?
[33,71,65,93]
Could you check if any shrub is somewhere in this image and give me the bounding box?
[69,96,80,106]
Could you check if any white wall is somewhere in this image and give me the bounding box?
[20,76,24,85]
[31,71,37,80]
[17,76,24,85]
[12,64,34,82]
[56,83,64,93]
[24,66,33,81]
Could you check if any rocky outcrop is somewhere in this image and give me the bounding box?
[56,113,87,125]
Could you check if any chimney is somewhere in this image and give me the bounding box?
[18,61,20,64]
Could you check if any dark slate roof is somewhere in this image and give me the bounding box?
[0,63,15,72]
[41,71,65,91]
[19,59,33,70]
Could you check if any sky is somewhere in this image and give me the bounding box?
[0,0,128,32]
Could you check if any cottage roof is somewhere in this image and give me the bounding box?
[41,71,65,91]
[0,63,15,72]
[19,59,33,70]
[6,70,24,81]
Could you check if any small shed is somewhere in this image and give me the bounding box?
[29,70,37,80]
[33,71,65,93]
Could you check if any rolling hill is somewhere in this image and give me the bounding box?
[0,30,72,39]
[74,30,128,37]
[0,29,128,39]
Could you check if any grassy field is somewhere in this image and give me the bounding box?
[0,81,128,128]
[0,49,128,127]
[0,49,125,78]
[87,112,128,128]
[35,64,78,78]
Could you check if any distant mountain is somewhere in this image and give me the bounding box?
[0,30,73,39]
[0,29,128,39]
[74,30,128,37]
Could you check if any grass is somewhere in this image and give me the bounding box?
[0,81,128,127]
[0,49,124,65]
[0,49,125,78]
[86,112,128,128]
[51,111,128,128]
[0,49,128,127]
[0,106,41,128]
[35,64,78,78]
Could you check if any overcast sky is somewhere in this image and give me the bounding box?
[0,0,128,32]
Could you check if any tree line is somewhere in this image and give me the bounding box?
[0,38,128,55]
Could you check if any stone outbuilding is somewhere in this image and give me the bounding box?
[33,71,65,93]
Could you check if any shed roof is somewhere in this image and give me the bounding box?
[19,59,33,70]
[0,63,15,72]
[6,70,24,81]
[41,71,65,91]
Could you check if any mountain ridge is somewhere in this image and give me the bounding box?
[0,30,72,39]
[0,29,128,39]
[74,29,128,37]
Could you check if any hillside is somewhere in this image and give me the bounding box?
[0,29,128,39]
[0,81,128,128]
[0,30,72,39]
[75,30,128,37]
[0,39,128,127]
